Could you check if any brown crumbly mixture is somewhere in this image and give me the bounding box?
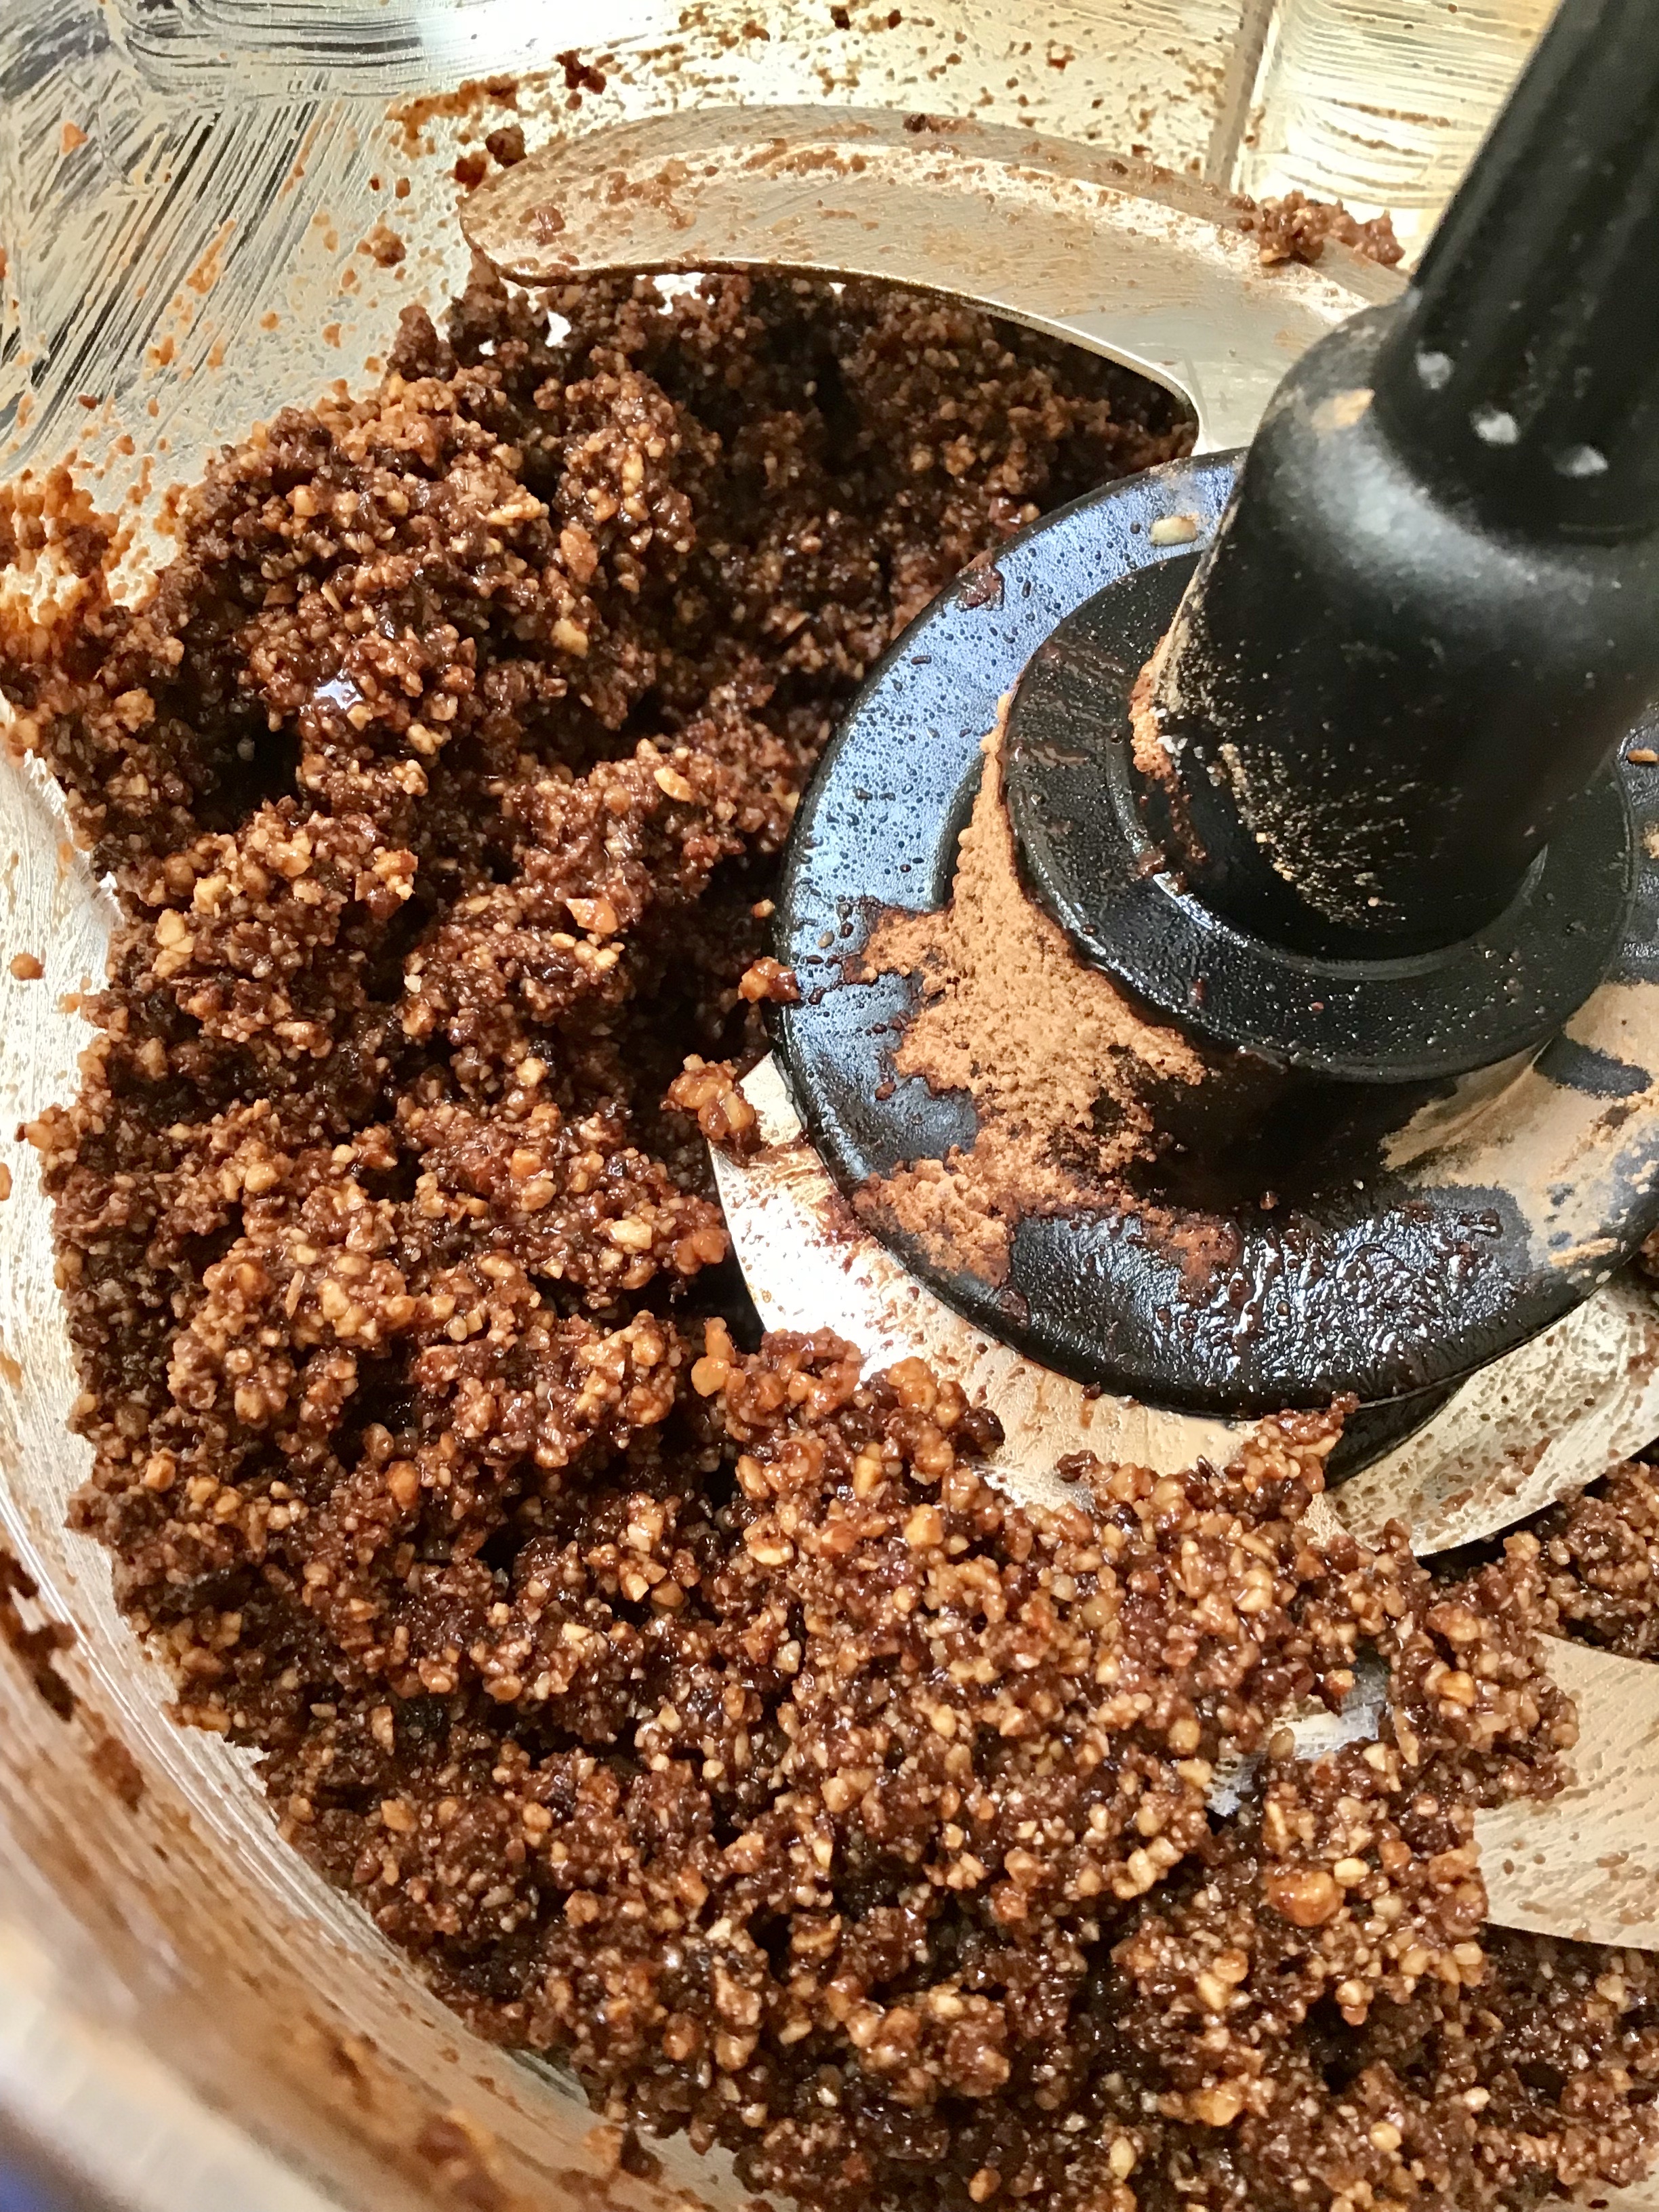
[5,268,1659,2212]
[1498,1460,1659,1660]
[1235,191,1404,272]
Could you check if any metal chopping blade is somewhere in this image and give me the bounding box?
[713,1053,1659,1557]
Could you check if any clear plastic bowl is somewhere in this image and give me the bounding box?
[0,2,1564,2207]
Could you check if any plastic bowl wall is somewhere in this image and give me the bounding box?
[0,3,1555,2207]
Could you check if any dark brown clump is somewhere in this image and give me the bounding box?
[1500,1459,1659,1659]
[0,1540,77,1720]
[88,1723,147,1807]
[5,268,1659,2212]
[1235,190,1404,270]
[557,49,609,96]
[485,124,527,168]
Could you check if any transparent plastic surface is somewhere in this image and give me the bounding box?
[0,4,1616,2210]
[1235,0,1555,258]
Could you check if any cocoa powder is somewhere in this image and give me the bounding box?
[855,703,1206,1282]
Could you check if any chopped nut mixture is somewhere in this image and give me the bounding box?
[1492,1458,1659,1661]
[4,267,1659,2212]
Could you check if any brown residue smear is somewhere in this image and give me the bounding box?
[1130,633,1208,878]
[88,1723,146,1808]
[387,73,521,155]
[414,2108,513,2209]
[1128,652,1172,788]
[0,1540,77,1720]
[855,704,1206,1282]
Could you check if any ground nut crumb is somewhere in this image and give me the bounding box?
[1477,1455,1659,1659]
[667,1055,761,1160]
[737,956,799,1004]
[9,953,43,980]
[1235,189,1404,270]
[7,266,1658,2212]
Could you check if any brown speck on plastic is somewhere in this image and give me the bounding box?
[360,220,407,266]
[88,1725,146,1809]
[0,1542,76,1720]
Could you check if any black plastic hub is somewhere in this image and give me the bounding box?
[1147,310,1659,962]
[1004,457,1637,1085]
[772,454,1659,1417]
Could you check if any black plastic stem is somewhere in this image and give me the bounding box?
[1140,0,1659,962]
[1142,307,1659,956]
[1374,0,1659,540]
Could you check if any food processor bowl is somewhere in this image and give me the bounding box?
[0,2,1612,2207]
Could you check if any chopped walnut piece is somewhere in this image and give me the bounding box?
[738,955,800,1004]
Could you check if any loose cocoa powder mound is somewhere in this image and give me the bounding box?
[855,705,1210,1284]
